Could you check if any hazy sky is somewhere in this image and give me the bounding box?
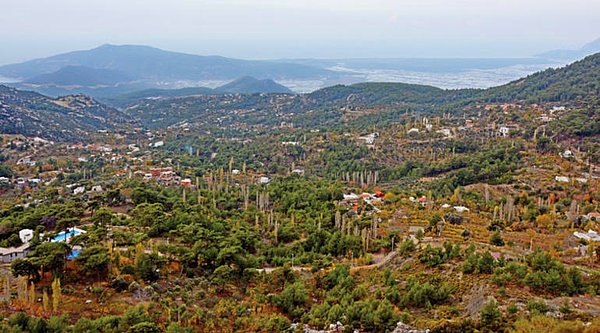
[1,0,599,65]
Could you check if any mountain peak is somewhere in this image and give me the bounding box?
[216,76,293,94]
[582,37,600,51]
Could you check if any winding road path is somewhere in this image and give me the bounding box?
[256,251,399,274]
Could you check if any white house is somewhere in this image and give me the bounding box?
[561,150,573,158]
[498,126,510,137]
[587,212,600,220]
[90,185,103,193]
[343,193,360,201]
[258,176,271,184]
[19,229,34,243]
[16,157,36,166]
[359,133,379,145]
[32,137,52,145]
[555,176,570,183]
[453,206,470,213]
[436,129,452,137]
[73,186,86,195]
[573,230,600,242]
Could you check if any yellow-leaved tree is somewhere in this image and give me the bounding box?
[52,277,61,312]
[43,289,50,311]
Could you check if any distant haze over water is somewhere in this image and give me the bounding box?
[327,63,562,90]
[279,62,565,93]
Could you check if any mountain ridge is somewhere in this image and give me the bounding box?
[215,76,293,94]
[102,76,293,105]
[0,84,135,141]
[0,44,332,82]
[25,65,133,86]
[536,37,600,61]
[478,52,600,103]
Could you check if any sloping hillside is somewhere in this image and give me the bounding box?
[478,52,600,103]
[306,82,476,108]
[0,85,135,141]
[102,86,217,107]
[25,65,132,86]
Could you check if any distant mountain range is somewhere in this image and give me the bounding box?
[536,38,600,61]
[0,44,330,97]
[0,51,597,141]
[0,44,328,97]
[0,39,598,98]
[104,76,293,107]
[0,44,331,81]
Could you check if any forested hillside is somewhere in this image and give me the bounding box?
[0,85,135,141]
[478,53,600,103]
